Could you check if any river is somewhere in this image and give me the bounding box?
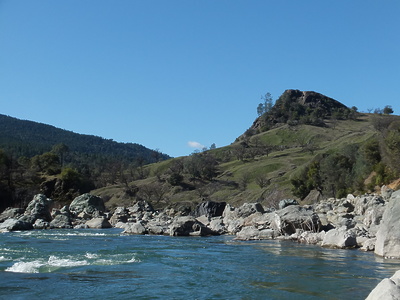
[1,228,400,299]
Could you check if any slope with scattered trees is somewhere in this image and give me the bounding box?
[89,90,400,212]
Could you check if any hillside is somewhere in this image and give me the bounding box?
[91,90,400,212]
[0,114,170,162]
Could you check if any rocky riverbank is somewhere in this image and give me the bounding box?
[1,188,400,256]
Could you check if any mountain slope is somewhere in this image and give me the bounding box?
[0,113,170,162]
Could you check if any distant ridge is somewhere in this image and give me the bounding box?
[0,113,170,162]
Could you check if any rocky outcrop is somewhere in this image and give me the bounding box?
[366,270,400,300]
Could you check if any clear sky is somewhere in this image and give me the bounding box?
[1,1,399,157]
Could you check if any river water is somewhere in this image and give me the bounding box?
[1,228,400,300]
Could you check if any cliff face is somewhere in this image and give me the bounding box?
[250,89,351,133]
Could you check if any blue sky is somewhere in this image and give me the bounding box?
[0,1,399,157]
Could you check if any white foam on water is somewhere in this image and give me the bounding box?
[5,260,44,273]
[47,255,88,267]
[94,259,115,265]
[0,255,11,261]
[127,256,141,263]
[85,252,99,259]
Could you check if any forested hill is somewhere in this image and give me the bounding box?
[0,113,170,162]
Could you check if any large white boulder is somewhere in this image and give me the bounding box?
[366,270,400,300]
[375,196,400,258]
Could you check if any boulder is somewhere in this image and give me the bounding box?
[169,216,216,236]
[327,212,356,229]
[354,195,384,216]
[298,231,325,245]
[195,201,226,218]
[50,214,72,229]
[129,200,154,214]
[366,270,400,300]
[109,207,129,226]
[235,226,276,240]
[272,205,321,235]
[381,185,394,200]
[85,217,112,229]
[33,219,50,229]
[321,227,357,248]
[375,197,400,258]
[0,218,33,232]
[70,193,105,215]
[49,205,73,229]
[0,207,24,222]
[122,222,147,234]
[22,194,53,223]
[147,224,165,235]
[278,199,299,210]
[236,203,264,218]
[208,217,227,235]
[360,238,376,252]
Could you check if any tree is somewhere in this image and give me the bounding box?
[52,143,69,167]
[257,92,274,116]
[383,105,394,115]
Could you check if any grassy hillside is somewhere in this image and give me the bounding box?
[93,113,400,211]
